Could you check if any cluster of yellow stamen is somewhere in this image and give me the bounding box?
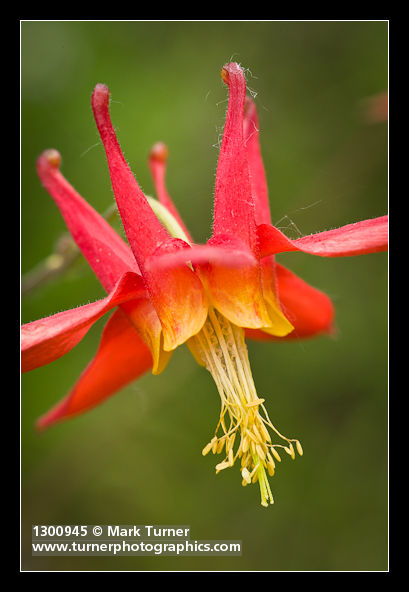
[191,307,303,507]
[145,195,302,507]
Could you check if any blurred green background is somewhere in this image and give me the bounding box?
[21,21,388,571]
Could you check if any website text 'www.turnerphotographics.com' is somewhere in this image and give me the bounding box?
[31,525,242,557]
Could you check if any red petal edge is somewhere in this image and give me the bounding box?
[243,97,272,226]
[91,84,171,267]
[37,149,139,293]
[258,216,388,258]
[145,234,256,272]
[21,272,146,373]
[213,63,258,254]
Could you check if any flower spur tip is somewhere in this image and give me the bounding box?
[221,62,243,84]
[38,149,61,169]
[149,142,168,163]
[93,82,110,95]
[91,83,110,111]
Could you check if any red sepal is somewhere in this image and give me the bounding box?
[36,309,152,430]
[21,272,146,373]
[258,216,388,258]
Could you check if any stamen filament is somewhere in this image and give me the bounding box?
[190,307,302,507]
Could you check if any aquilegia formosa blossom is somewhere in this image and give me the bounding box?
[21,63,388,507]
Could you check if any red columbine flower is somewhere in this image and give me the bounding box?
[21,62,388,507]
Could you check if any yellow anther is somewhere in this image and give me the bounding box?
[288,442,296,460]
[245,398,265,408]
[241,453,249,468]
[267,462,275,477]
[216,439,225,454]
[215,460,231,473]
[242,436,250,453]
[246,429,258,444]
[266,452,276,468]
[252,423,264,444]
[202,441,213,456]
[241,468,251,484]
[271,447,282,462]
[228,448,234,466]
[256,444,266,461]
[260,422,272,443]
[283,445,294,458]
